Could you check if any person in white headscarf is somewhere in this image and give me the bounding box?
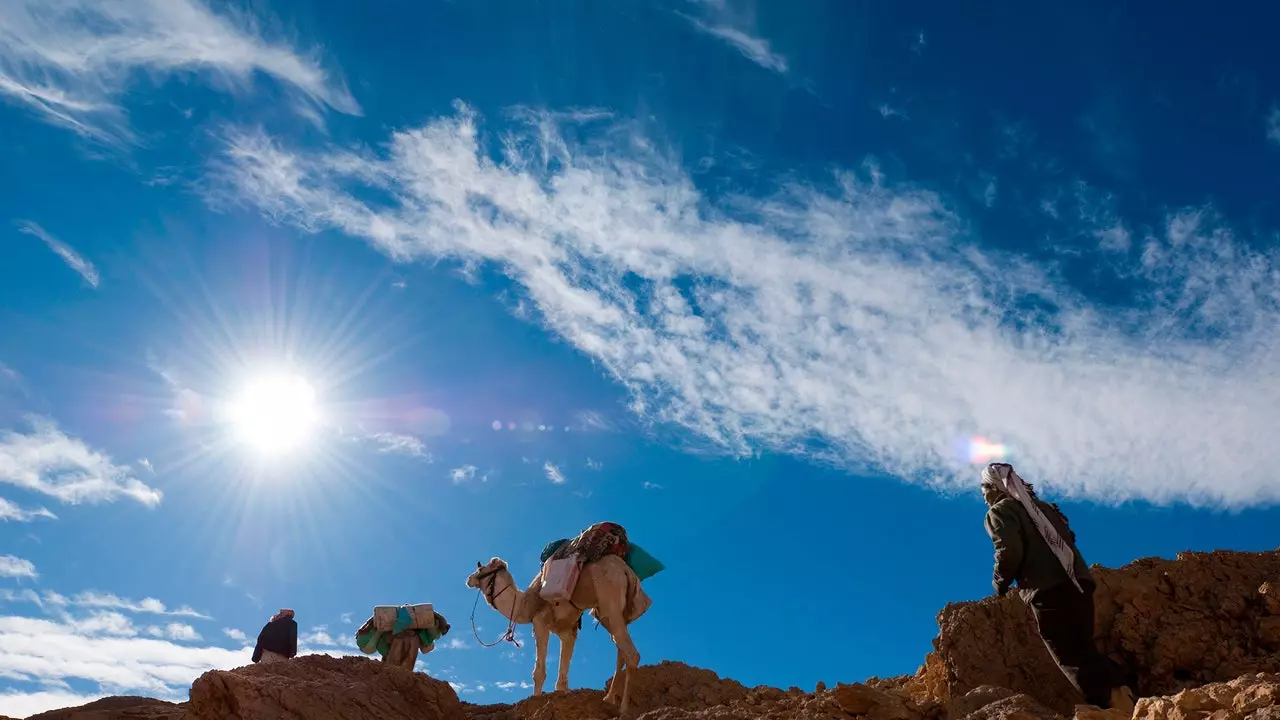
[980,463,1134,713]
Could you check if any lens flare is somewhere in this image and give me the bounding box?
[968,436,1007,464]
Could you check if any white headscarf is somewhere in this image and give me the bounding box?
[982,463,1082,592]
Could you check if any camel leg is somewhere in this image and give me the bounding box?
[554,622,578,692]
[532,616,550,696]
[602,648,625,706]
[612,623,640,718]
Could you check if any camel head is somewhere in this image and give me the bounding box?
[465,557,508,588]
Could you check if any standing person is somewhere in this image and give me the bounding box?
[252,608,298,664]
[980,463,1135,713]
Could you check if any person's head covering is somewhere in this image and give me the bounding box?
[270,608,294,623]
[980,463,1082,592]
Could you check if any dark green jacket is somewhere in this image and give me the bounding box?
[984,496,1092,600]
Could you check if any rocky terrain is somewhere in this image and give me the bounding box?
[7,548,1280,720]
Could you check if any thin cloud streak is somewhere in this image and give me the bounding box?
[683,17,787,74]
[0,0,360,145]
[544,462,567,485]
[0,497,57,522]
[15,221,100,288]
[212,104,1280,508]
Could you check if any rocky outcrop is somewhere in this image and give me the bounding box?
[930,549,1280,714]
[23,697,184,720]
[13,550,1280,720]
[465,662,750,720]
[187,654,465,720]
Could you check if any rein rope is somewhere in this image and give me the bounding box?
[469,566,522,649]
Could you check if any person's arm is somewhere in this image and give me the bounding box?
[287,619,297,658]
[984,502,1024,595]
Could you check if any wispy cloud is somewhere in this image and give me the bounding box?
[642,482,663,491]
[682,16,787,74]
[543,462,566,485]
[495,680,533,690]
[450,464,477,484]
[585,458,603,471]
[0,497,56,523]
[0,417,162,507]
[1267,105,1280,146]
[876,103,908,120]
[71,593,206,619]
[911,31,927,55]
[0,593,360,716]
[212,104,1280,508]
[15,221,100,288]
[440,637,470,650]
[222,628,246,642]
[0,0,360,145]
[0,555,36,579]
[363,431,430,459]
[0,689,111,719]
[13,590,211,619]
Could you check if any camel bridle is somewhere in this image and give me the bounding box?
[469,562,522,649]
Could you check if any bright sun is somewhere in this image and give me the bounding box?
[226,373,320,456]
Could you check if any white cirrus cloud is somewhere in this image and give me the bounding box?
[543,462,567,485]
[363,431,430,459]
[0,0,360,145]
[222,628,247,642]
[0,599,362,716]
[0,497,56,522]
[43,591,209,619]
[678,2,787,74]
[450,464,477,484]
[0,555,37,580]
[15,220,100,288]
[0,417,162,507]
[211,104,1280,508]
[1267,104,1280,146]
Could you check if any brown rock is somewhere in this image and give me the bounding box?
[951,686,1020,718]
[23,696,184,720]
[1258,617,1280,648]
[1131,673,1280,720]
[187,654,464,720]
[1071,705,1130,720]
[958,693,1063,720]
[931,551,1280,713]
[1259,583,1280,615]
[832,682,916,720]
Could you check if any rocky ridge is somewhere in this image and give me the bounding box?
[9,548,1280,720]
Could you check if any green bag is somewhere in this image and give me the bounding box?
[625,543,665,581]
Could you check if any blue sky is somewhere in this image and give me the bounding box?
[3,0,1280,716]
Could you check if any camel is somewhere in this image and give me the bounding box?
[465,554,644,717]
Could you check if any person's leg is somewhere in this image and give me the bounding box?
[1030,584,1114,708]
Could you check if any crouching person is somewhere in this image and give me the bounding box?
[980,463,1135,714]
[384,629,422,670]
[355,606,452,671]
[252,608,298,664]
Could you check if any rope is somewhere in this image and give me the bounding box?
[469,570,522,649]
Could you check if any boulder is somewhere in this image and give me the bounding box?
[187,654,464,720]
